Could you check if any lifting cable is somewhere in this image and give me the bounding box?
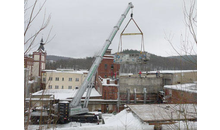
[118,10,145,54]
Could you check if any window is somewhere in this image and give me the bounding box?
[49,77,52,81]
[68,86,72,89]
[62,77,64,81]
[48,85,52,89]
[111,64,114,69]
[69,78,72,81]
[169,90,172,95]
[55,85,59,89]
[55,77,59,81]
[75,78,79,82]
[43,78,46,82]
[104,64,108,70]
[62,86,64,89]
[181,92,184,97]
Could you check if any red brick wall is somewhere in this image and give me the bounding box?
[95,76,119,113]
[95,76,103,94]
[102,86,118,99]
[165,88,197,104]
[97,56,120,78]
[95,50,120,113]
[95,76,118,100]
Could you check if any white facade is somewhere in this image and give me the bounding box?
[42,69,88,90]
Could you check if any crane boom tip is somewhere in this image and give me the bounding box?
[129,2,134,8]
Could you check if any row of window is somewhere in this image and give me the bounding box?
[47,77,79,82]
[104,64,114,70]
[48,85,79,89]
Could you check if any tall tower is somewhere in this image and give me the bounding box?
[32,38,47,77]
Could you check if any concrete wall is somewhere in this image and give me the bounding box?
[147,71,197,85]
[119,76,163,93]
[172,72,197,84]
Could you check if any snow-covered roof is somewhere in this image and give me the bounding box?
[144,70,197,74]
[28,80,35,84]
[164,83,197,93]
[32,88,101,100]
[43,69,88,74]
[103,57,114,60]
[99,77,118,86]
[119,73,133,76]
[104,54,114,57]
[128,104,197,122]
[103,109,152,129]
[103,54,115,60]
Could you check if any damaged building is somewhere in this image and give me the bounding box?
[95,49,164,113]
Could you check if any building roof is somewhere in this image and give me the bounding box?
[128,104,197,122]
[42,69,88,74]
[37,38,45,52]
[144,70,197,74]
[164,83,197,93]
[98,76,118,86]
[32,88,101,100]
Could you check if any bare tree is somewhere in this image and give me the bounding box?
[24,0,56,129]
[24,72,60,130]
[165,0,197,66]
[24,0,55,55]
[163,1,197,129]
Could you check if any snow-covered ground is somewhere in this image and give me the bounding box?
[28,109,196,130]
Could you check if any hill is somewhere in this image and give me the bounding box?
[46,55,94,70]
[46,50,197,72]
[118,49,196,73]
[168,55,197,65]
[46,55,70,61]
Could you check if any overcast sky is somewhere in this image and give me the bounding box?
[25,0,196,58]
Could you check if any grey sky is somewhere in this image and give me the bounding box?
[25,0,196,58]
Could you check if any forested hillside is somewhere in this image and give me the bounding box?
[46,49,197,72]
[46,56,95,70]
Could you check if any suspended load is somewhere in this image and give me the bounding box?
[114,12,150,64]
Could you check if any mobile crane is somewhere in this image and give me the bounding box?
[30,2,134,124]
[64,2,134,123]
[68,2,134,116]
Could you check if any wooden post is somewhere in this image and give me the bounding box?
[154,124,162,130]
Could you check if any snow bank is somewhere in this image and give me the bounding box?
[104,109,153,130]
[55,109,153,130]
